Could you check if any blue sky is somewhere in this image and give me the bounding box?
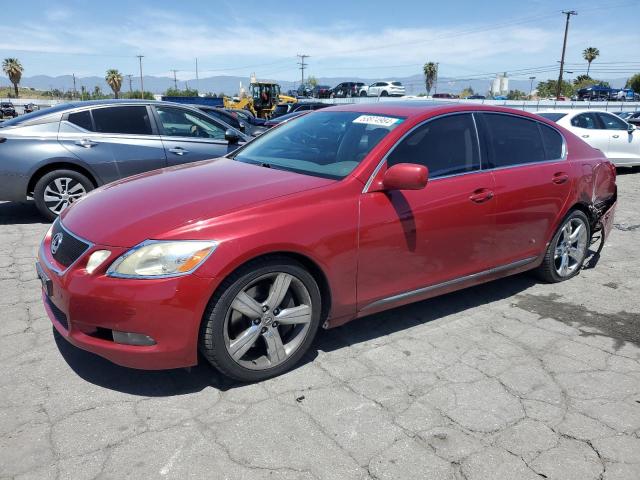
[1,0,639,85]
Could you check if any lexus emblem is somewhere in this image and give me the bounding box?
[51,233,63,255]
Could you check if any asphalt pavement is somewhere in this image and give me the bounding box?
[1,171,639,480]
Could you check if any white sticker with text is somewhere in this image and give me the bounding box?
[352,115,401,127]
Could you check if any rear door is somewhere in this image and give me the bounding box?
[596,112,640,166]
[568,112,610,154]
[477,112,572,266]
[59,105,167,181]
[153,105,242,165]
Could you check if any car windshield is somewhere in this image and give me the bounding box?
[537,112,567,122]
[233,111,404,179]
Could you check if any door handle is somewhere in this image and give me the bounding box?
[552,172,569,184]
[469,188,494,203]
[169,147,188,155]
[75,138,98,148]
[612,134,620,138]
[581,134,590,138]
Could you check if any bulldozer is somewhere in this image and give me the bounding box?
[224,75,296,119]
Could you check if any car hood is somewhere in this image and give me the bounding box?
[61,158,334,247]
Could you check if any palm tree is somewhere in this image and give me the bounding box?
[582,47,600,77]
[2,58,24,98]
[105,69,123,99]
[423,62,438,96]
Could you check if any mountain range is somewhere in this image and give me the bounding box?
[5,74,630,96]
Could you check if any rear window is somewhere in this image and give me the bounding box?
[67,110,93,131]
[537,112,567,122]
[92,106,152,135]
[391,82,402,86]
[539,124,564,160]
[480,113,547,168]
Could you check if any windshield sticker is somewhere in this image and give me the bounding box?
[352,115,401,127]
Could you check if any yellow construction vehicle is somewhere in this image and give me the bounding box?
[224,75,296,119]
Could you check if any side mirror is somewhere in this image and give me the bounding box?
[382,163,429,191]
[225,129,241,144]
[238,122,246,133]
[628,123,635,134]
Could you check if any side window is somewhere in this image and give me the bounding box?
[92,106,152,135]
[598,113,628,130]
[156,107,226,140]
[539,124,564,160]
[387,113,480,178]
[67,110,93,131]
[481,113,546,168]
[571,113,600,130]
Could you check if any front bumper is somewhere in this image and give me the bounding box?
[37,232,218,370]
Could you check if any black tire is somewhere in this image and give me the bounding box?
[33,169,94,221]
[535,210,591,283]
[360,91,367,97]
[199,256,322,382]
[380,90,389,97]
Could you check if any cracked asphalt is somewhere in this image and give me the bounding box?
[1,171,640,480]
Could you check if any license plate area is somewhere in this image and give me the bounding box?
[36,262,53,297]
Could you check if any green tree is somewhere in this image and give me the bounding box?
[423,62,438,96]
[459,86,474,98]
[2,58,24,97]
[507,89,527,100]
[306,76,318,88]
[105,69,123,99]
[122,90,154,100]
[163,87,199,97]
[536,79,574,98]
[582,47,600,77]
[625,73,640,93]
[573,75,609,91]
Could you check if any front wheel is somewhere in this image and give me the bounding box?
[535,210,590,283]
[199,257,322,382]
[360,91,367,97]
[33,169,94,221]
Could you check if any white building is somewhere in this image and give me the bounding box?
[491,72,509,96]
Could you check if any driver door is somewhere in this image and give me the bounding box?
[153,105,240,165]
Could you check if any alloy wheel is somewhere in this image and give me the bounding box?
[224,272,313,370]
[554,217,588,277]
[43,177,87,215]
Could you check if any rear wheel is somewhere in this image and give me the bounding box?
[199,257,322,382]
[33,169,93,221]
[360,91,367,97]
[536,210,590,283]
[380,90,389,97]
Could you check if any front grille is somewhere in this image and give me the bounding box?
[46,296,68,330]
[50,219,90,267]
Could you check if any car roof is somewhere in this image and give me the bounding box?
[536,109,615,115]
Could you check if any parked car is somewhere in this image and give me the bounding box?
[465,95,486,100]
[23,103,37,114]
[264,110,306,127]
[296,84,313,98]
[194,105,266,136]
[0,102,16,118]
[615,111,633,120]
[0,100,249,220]
[311,85,332,99]
[537,109,639,166]
[621,111,640,127]
[230,108,266,127]
[270,101,328,119]
[359,81,406,97]
[330,82,366,98]
[433,93,456,99]
[37,102,617,381]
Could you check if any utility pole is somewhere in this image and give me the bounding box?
[433,62,440,95]
[556,10,577,99]
[136,55,145,98]
[297,54,309,87]
[195,58,199,93]
[170,69,179,90]
[529,76,536,98]
[126,74,133,93]
[72,73,77,99]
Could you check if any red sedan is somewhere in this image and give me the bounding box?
[37,103,617,381]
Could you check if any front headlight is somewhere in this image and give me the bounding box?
[107,240,218,278]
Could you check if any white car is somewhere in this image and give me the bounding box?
[359,81,406,97]
[537,110,639,167]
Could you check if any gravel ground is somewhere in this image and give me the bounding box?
[1,171,639,480]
